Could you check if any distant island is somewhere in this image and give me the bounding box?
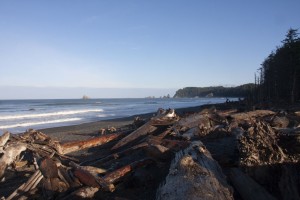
[82,95,90,100]
[174,83,254,98]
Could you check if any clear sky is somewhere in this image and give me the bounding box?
[0,0,299,98]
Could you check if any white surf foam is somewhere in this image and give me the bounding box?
[0,118,82,129]
[0,109,103,120]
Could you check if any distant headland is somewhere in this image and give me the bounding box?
[174,83,254,98]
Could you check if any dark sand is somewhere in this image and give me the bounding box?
[40,102,237,142]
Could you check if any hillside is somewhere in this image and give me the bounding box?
[174,83,255,98]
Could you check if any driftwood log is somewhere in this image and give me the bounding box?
[112,109,178,150]
[0,132,10,150]
[111,121,157,150]
[229,168,276,200]
[156,141,233,200]
[0,142,27,179]
[230,110,275,121]
[58,133,123,154]
[70,161,114,192]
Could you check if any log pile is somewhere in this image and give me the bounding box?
[0,106,300,199]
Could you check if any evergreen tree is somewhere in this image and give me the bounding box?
[259,28,300,103]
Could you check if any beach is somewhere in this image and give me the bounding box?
[2,100,300,199]
[40,103,231,142]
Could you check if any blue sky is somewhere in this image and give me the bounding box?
[0,0,299,98]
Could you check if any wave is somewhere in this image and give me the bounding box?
[0,118,82,129]
[97,114,116,118]
[0,109,103,120]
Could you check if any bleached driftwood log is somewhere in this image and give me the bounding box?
[156,141,233,200]
[0,132,10,150]
[0,142,27,179]
[230,110,275,121]
[111,121,157,150]
[229,168,276,200]
[176,113,213,129]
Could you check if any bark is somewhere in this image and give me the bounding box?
[103,158,154,184]
[59,133,123,154]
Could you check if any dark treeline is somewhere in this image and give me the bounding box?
[174,84,255,98]
[256,28,300,104]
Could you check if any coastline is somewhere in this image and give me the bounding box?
[39,102,238,142]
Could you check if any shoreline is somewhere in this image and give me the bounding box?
[40,102,239,142]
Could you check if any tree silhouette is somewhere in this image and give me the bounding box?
[259,28,300,104]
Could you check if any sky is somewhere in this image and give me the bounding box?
[0,0,300,98]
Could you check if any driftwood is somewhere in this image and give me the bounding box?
[6,169,43,200]
[278,164,300,200]
[0,132,10,150]
[58,166,82,188]
[1,106,300,199]
[238,121,287,166]
[112,109,178,150]
[229,168,276,200]
[84,142,149,166]
[271,116,289,128]
[230,110,275,121]
[176,113,213,129]
[71,161,115,192]
[111,121,157,150]
[62,186,99,199]
[59,133,123,154]
[103,158,154,184]
[0,142,27,179]
[156,141,233,200]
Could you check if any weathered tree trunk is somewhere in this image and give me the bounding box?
[230,110,275,121]
[0,142,27,179]
[71,161,115,192]
[229,168,276,200]
[58,133,123,154]
[103,158,153,184]
[111,121,157,150]
[156,141,233,200]
[112,109,178,150]
[176,113,212,129]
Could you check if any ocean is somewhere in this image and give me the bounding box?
[0,98,237,134]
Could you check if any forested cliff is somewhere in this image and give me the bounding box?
[174,84,254,98]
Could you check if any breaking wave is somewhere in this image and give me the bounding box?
[0,109,103,120]
[0,118,82,129]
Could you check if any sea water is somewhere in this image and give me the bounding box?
[0,98,237,134]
